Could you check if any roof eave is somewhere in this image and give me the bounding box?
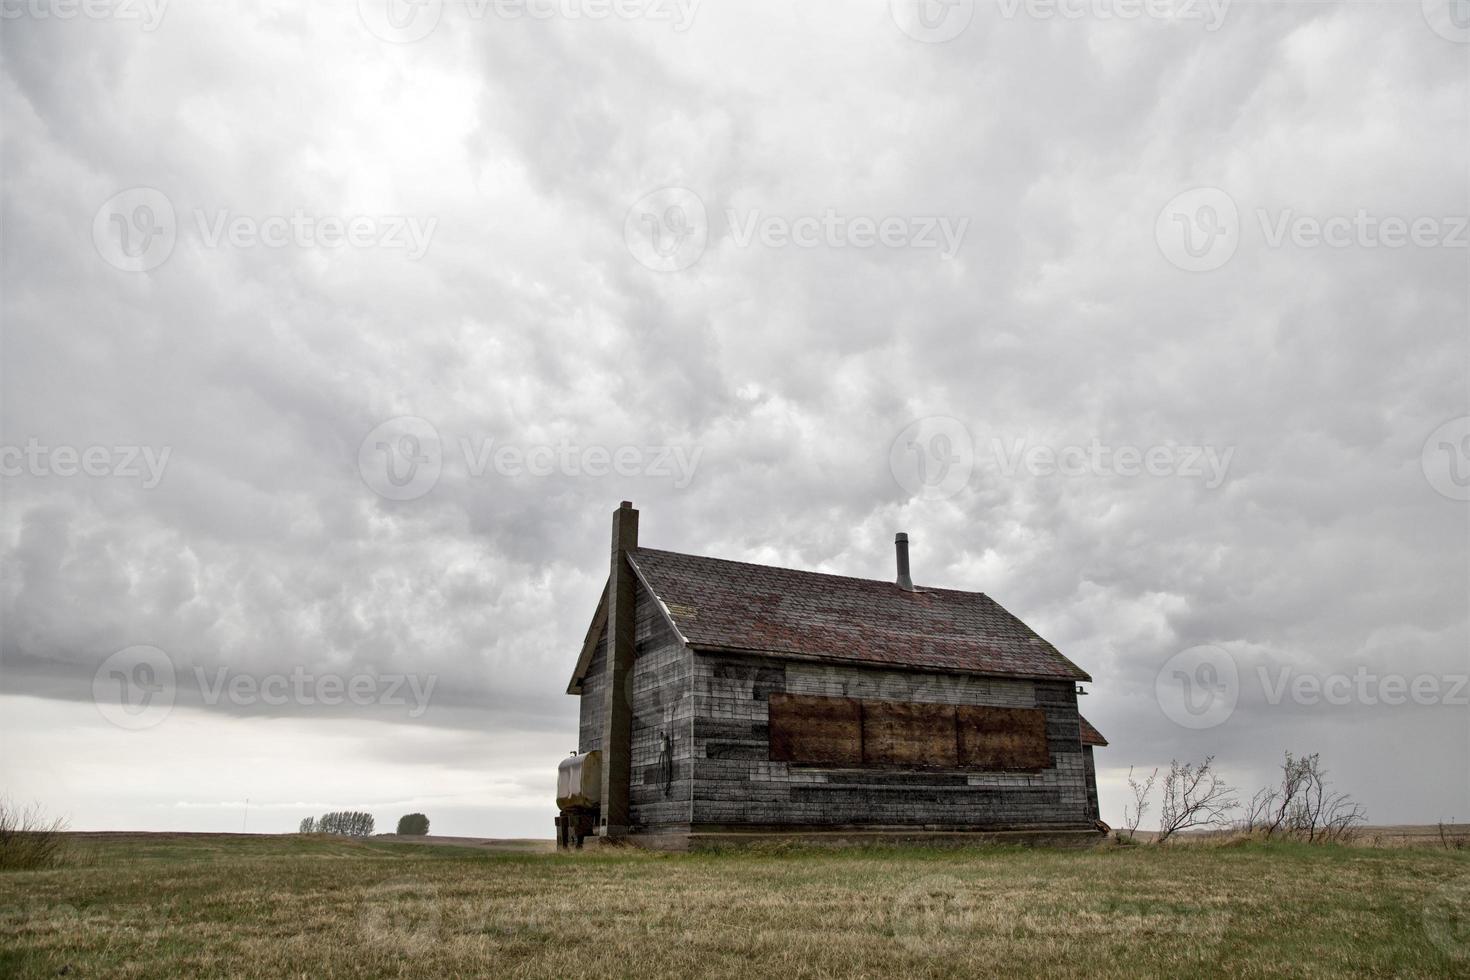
[624,552,691,649]
[565,580,608,695]
[685,642,1091,684]
[1079,714,1109,747]
[567,555,695,696]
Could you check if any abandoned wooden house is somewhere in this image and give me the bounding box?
[555,501,1109,849]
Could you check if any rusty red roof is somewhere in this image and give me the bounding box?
[1079,715,1107,746]
[625,547,1091,682]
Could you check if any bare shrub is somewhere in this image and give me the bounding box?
[1319,793,1367,844]
[1236,787,1275,834]
[1124,751,1365,846]
[0,799,68,871]
[1264,751,1313,837]
[1250,753,1366,843]
[299,817,317,834]
[1157,757,1238,844]
[1122,766,1157,841]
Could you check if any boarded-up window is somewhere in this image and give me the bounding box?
[861,700,958,768]
[768,693,862,765]
[770,695,1054,771]
[956,705,1051,770]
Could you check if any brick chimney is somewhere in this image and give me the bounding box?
[599,500,638,836]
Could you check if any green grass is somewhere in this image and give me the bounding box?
[1,834,1467,978]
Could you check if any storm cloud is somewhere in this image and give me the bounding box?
[1,1,1465,836]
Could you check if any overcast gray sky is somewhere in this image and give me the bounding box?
[1,1,1466,838]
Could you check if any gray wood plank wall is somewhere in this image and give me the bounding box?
[577,579,692,829]
[1083,745,1100,822]
[689,652,1094,829]
[627,583,692,828]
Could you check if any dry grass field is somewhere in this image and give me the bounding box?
[1,832,1467,978]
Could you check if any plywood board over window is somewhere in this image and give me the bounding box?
[768,693,862,765]
[956,705,1051,770]
[861,700,958,768]
[769,694,1054,771]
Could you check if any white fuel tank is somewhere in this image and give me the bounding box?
[556,751,602,810]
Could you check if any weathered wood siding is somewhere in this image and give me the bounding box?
[690,652,1092,829]
[1083,745,1100,822]
[574,580,692,829]
[627,581,692,829]
[577,634,607,755]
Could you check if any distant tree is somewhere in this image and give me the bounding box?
[1157,756,1238,844]
[299,816,316,834]
[396,813,430,836]
[316,810,375,837]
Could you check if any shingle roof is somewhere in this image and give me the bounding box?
[1079,715,1108,746]
[625,547,1090,682]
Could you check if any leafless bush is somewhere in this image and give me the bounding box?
[1123,751,1364,846]
[1319,794,1367,843]
[1236,786,1275,834]
[1250,752,1366,843]
[1437,820,1466,851]
[0,799,68,871]
[299,816,317,834]
[1122,766,1157,841]
[1263,751,1313,837]
[1157,757,1238,844]
[1310,761,1366,842]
